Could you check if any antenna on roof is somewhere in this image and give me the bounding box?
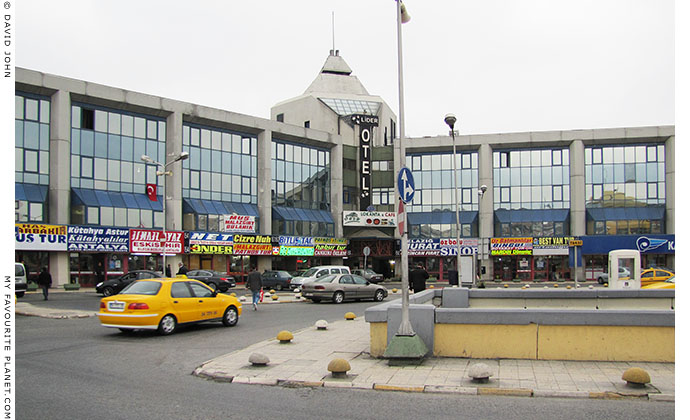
[332,11,336,55]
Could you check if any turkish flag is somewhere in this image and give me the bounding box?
[146,184,157,201]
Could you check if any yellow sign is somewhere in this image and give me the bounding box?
[569,240,583,246]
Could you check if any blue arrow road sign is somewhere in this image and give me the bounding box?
[397,167,415,204]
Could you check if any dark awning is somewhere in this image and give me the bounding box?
[182,198,258,217]
[16,183,48,203]
[586,207,665,221]
[494,209,569,223]
[271,206,334,223]
[408,211,478,225]
[72,188,163,211]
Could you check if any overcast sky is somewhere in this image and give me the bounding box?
[16,0,674,137]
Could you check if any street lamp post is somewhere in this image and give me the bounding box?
[444,114,461,284]
[382,0,427,362]
[141,151,189,275]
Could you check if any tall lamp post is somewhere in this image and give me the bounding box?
[444,114,461,283]
[383,0,428,362]
[141,151,189,274]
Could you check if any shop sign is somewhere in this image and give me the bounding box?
[232,234,273,255]
[351,114,378,210]
[188,231,235,254]
[532,236,577,256]
[67,225,129,252]
[343,211,396,227]
[129,229,184,254]
[15,223,68,251]
[222,215,255,233]
[409,238,479,256]
[581,234,675,255]
[313,237,347,245]
[279,246,315,256]
[314,243,347,257]
[490,237,533,256]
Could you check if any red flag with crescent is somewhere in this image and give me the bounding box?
[146,184,157,201]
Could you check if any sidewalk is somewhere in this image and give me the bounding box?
[194,316,674,402]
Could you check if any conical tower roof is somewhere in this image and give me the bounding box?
[304,50,370,96]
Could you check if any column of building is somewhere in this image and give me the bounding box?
[569,139,586,279]
[164,109,184,271]
[477,143,493,281]
[256,129,273,273]
[330,137,344,265]
[48,89,72,287]
[664,135,675,269]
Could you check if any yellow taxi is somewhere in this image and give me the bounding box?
[98,278,242,335]
[641,276,675,290]
[640,268,674,287]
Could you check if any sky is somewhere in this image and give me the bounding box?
[14,0,674,137]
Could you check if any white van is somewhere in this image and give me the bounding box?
[290,266,351,290]
[15,262,28,298]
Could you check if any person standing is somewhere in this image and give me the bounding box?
[166,264,172,277]
[177,262,188,275]
[247,266,263,311]
[409,263,429,293]
[37,267,52,300]
[95,261,105,284]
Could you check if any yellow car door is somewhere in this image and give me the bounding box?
[169,281,197,323]
[189,282,223,320]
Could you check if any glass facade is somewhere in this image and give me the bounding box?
[15,93,51,222]
[406,152,479,239]
[70,104,165,228]
[271,140,333,236]
[181,124,257,231]
[493,148,570,237]
[585,144,665,235]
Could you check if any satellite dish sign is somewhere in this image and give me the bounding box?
[397,167,415,204]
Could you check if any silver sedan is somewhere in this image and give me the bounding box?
[301,273,388,304]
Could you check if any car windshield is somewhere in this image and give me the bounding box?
[120,281,161,295]
[315,274,336,283]
[301,268,319,277]
[365,269,375,275]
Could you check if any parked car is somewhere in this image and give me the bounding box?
[597,267,631,284]
[184,270,236,292]
[641,276,675,289]
[15,262,28,298]
[641,268,674,287]
[290,266,351,290]
[96,270,162,296]
[97,278,242,335]
[301,273,388,304]
[261,270,292,291]
[352,269,384,283]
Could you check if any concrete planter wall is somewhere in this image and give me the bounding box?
[365,288,675,362]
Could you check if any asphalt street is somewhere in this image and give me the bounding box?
[16,292,675,420]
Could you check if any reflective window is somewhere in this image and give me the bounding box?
[70,104,165,228]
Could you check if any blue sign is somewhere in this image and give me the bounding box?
[67,225,130,252]
[397,167,415,203]
[580,234,675,255]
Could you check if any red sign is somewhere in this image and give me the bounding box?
[129,229,184,254]
[397,199,405,236]
[223,215,255,233]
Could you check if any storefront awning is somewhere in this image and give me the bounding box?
[182,198,259,217]
[494,209,569,223]
[272,206,334,223]
[586,207,665,221]
[16,183,48,203]
[407,211,478,225]
[72,188,163,211]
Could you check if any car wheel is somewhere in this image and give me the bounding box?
[275,284,283,291]
[332,291,344,304]
[15,292,24,298]
[207,282,218,292]
[103,286,115,297]
[597,277,604,285]
[374,289,385,302]
[157,314,177,335]
[222,306,238,327]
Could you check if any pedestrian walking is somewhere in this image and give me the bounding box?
[409,263,429,293]
[177,262,188,275]
[166,264,172,277]
[247,266,263,311]
[37,267,52,300]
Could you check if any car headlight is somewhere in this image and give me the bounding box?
[96,282,103,288]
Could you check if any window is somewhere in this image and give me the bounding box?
[276,114,284,122]
[81,109,95,130]
[304,121,310,128]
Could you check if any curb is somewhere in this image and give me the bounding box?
[477,387,533,397]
